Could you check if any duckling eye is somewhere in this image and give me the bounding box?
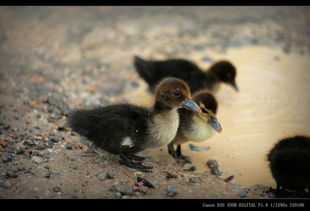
[172,91,182,98]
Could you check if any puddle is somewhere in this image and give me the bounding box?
[127,46,310,188]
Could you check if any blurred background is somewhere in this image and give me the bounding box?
[1,6,310,197]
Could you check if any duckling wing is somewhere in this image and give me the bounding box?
[134,57,204,91]
[68,104,151,154]
[152,59,201,83]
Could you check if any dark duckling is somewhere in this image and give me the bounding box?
[134,55,238,93]
[167,90,222,163]
[68,77,201,172]
[267,135,310,197]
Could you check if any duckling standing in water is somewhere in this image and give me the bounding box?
[134,56,238,93]
[68,78,201,172]
[267,135,310,197]
[168,90,222,163]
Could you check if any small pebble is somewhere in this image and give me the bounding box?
[33,151,45,157]
[189,144,210,152]
[183,166,196,172]
[238,190,247,198]
[139,186,149,195]
[166,186,178,197]
[44,172,51,178]
[111,184,133,196]
[97,172,114,181]
[35,144,46,150]
[189,177,202,184]
[115,192,122,199]
[166,171,178,179]
[2,154,12,163]
[31,156,43,164]
[14,142,25,154]
[65,144,73,150]
[25,140,36,146]
[17,166,26,171]
[53,186,61,193]
[50,137,59,143]
[206,160,222,176]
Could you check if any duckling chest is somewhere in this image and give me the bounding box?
[147,109,179,148]
[183,115,215,143]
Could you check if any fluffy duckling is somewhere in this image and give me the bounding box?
[68,78,201,172]
[134,56,238,93]
[267,135,310,197]
[167,90,222,163]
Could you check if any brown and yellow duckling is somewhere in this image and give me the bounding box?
[68,77,201,172]
[134,55,238,93]
[168,90,222,163]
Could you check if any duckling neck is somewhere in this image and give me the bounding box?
[202,71,221,92]
[205,70,220,82]
[153,101,172,114]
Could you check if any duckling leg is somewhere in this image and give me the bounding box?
[176,145,191,164]
[167,143,178,158]
[168,144,191,164]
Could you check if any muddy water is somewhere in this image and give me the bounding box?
[128,46,310,188]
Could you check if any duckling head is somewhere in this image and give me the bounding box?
[155,77,201,112]
[194,92,222,133]
[208,61,239,92]
[192,90,218,114]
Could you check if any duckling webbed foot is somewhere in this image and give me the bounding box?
[126,154,147,161]
[119,148,153,173]
[119,159,153,173]
[176,145,191,164]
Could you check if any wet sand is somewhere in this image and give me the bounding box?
[129,46,310,187]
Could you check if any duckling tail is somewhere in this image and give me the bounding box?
[133,55,154,86]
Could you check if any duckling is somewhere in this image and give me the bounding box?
[167,90,222,163]
[68,77,201,172]
[134,56,238,93]
[267,135,310,197]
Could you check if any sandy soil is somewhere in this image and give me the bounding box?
[0,6,310,199]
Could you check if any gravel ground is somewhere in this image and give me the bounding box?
[0,6,310,199]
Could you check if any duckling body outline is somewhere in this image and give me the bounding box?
[267,135,310,197]
[167,91,221,163]
[134,56,238,93]
[68,78,201,172]
[69,105,176,154]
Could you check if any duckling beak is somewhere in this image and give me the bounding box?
[230,81,239,92]
[182,99,201,112]
[208,117,222,133]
